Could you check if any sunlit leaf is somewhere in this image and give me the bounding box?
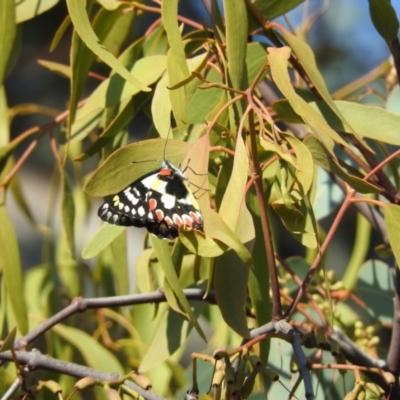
[66,0,150,93]
[16,0,59,23]
[84,139,193,197]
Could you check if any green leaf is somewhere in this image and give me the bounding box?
[0,206,28,335]
[179,230,227,258]
[0,327,16,351]
[162,0,190,133]
[53,324,125,375]
[66,0,151,93]
[186,69,224,124]
[219,134,254,243]
[303,136,380,194]
[82,224,126,259]
[0,86,10,148]
[247,190,271,361]
[75,92,150,161]
[246,42,268,85]
[0,0,16,85]
[16,0,59,23]
[140,302,205,372]
[76,55,166,121]
[268,46,347,151]
[84,139,193,197]
[24,265,53,326]
[250,0,304,23]
[152,75,172,139]
[354,259,394,324]
[37,59,72,78]
[151,237,206,341]
[385,204,400,270]
[215,251,250,338]
[61,171,76,255]
[368,0,399,42]
[110,229,129,295]
[223,0,248,90]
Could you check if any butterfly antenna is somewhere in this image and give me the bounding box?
[163,126,172,161]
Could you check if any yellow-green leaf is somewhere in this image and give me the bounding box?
[66,0,150,92]
[82,224,126,259]
[0,0,16,85]
[385,204,400,269]
[268,46,347,151]
[53,324,124,375]
[151,237,206,341]
[0,206,28,335]
[16,0,59,23]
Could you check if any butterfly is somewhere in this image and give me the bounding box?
[98,160,204,240]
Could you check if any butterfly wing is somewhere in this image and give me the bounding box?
[144,176,204,239]
[98,163,204,240]
[97,170,159,229]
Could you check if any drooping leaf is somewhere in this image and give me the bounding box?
[385,204,400,272]
[304,136,380,194]
[140,302,205,372]
[82,224,126,259]
[219,134,254,243]
[0,206,28,335]
[268,46,347,151]
[223,0,248,91]
[66,0,150,93]
[368,0,399,42]
[0,0,16,86]
[151,237,206,341]
[214,250,250,338]
[110,229,129,295]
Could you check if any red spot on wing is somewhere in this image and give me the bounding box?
[182,214,193,228]
[165,216,173,226]
[189,211,201,224]
[173,214,183,226]
[155,209,164,221]
[158,168,173,177]
[149,198,157,210]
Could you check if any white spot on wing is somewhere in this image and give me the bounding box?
[161,193,176,209]
[138,206,145,217]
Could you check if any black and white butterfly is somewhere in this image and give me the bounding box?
[98,160,204,240]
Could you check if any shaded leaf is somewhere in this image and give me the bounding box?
[215,250,250,338]
[151,237,206,341]
[0,0,16,85]
[368,0,399,42]
[304,136,380,194]
[53,324,124,375]
[385,204,400,272]
[0,206,28,335]
[110,229,129,295]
